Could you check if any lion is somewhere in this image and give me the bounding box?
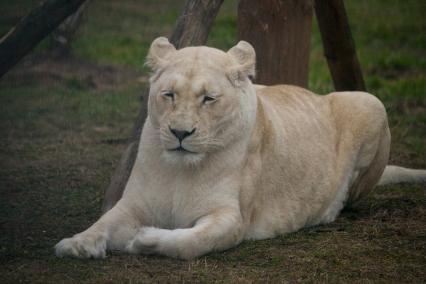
[55,37,426,259]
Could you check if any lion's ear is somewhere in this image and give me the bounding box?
[227,41,256,82]
[146,37,176,71]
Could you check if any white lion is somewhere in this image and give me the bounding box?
[55,37,426,259]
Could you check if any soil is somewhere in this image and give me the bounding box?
[1,52,146,91]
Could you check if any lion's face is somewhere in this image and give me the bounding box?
[146,38,257,165]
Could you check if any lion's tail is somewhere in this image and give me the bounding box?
[378,165,426,186]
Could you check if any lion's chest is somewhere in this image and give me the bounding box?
[138,172,216,229]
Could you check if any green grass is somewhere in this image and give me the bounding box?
[0,0,425,282]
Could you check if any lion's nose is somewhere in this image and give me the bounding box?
[169,127,196,142]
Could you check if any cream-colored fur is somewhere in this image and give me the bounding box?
[55,37,425,260]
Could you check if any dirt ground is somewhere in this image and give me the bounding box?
[0,0,425,283]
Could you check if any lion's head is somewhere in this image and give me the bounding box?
[146,37,257,165]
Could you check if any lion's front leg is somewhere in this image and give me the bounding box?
[55,203,141,259]
[126,207,244,259]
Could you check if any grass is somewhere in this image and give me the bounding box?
[0,0,425,282]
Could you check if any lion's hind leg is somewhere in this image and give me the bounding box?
[319,92,390,222]
[346,125,391,205]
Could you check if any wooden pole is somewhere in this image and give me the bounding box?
[0,0,87,78]
[50,0,91,57]
[238,0,313,87]
[314,0,366,91]
[101,0,224,213]
[171,0,225,48]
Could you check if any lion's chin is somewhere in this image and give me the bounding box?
[161,149,205,166]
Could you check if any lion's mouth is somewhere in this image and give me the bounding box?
[169,146,197,154]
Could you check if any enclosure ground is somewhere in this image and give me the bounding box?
[0,0,425,282]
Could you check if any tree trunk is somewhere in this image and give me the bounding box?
[50,0,90,57]
[314,0,366,91]
[0,0,87,78]
[238,0,313,87]
[171,0,225,49]
[101,0,224,213]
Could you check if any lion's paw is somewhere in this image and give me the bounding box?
[126,227,197,259]
[55,233,107,259]
[126,227,165,255]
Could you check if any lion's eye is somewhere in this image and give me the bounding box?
[162,92,175,100]
[202,95,216,104]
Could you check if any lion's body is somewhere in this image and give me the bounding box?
[245,85,390,239]
[55,38,415,260]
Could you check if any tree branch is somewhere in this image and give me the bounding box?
[314,0,366,91]
[0,0,87,78]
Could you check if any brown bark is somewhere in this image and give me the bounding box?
[171,0,225,48]
[238,0,313,87]
[50,0,91,57]
[101,0,224,213]
[314,0,366,91]
[101,99,148,212]
[0,0,87,78]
